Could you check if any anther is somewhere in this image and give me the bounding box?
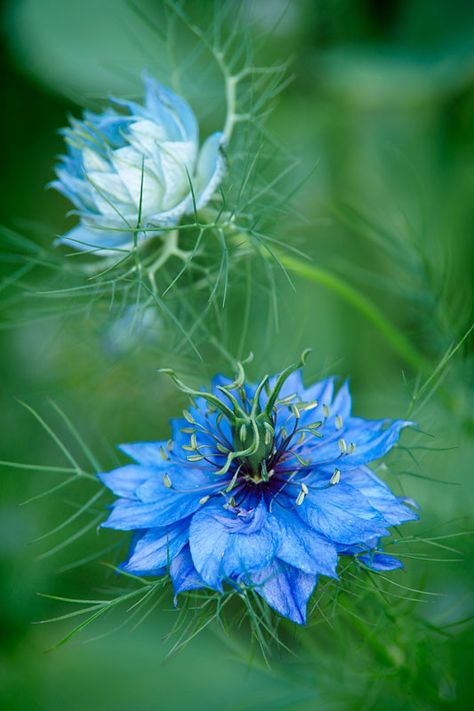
[330,468,341,485]
[301,400,318,411]
[323,404,330,418]
[183,410,195,424]
[335,415,343,430]
[199,495,210,505]
[187,454,204,462]
[291,404,301,420]
[296,486,307,506]
[163,473,172,488]
[338,438,347,454]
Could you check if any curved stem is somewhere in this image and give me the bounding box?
[275,253,430,374]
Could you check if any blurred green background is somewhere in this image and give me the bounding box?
[1,1,473,709]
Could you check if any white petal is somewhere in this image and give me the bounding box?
[87,170,135,209]
[158,141,197,210]
[112,146,164,218]
[82,147,111,173]
[194,132,225,208]
[127,119,169,154]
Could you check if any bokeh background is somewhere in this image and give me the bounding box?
[1,1,473,709]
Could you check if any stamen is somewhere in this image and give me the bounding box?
[335,415,343,430]
[163,473,172,489]
[330,468,341,485]
[323,404,330,418]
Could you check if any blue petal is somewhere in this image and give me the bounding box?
[297,482,389,545]
[52,168,97,212]
[310,417,413,470]
[135,467,220,503]
[101,479,209,530]
[304,376,336,408]
[83,109,131,148]
[223,527,276,579]
[122,520,189,575]
[245,559,316,625]
[170,544,206,600]
[297,376,338,425]
[189,501,276,589]
[348,467,419,525]
[343,417,413,466]
[98,464,150,499]
[266,507,338,577]
[118,441,169,467]
[358,552,404,571]
[329,379,352,419]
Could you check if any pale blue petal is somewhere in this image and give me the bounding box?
[143,73,198,142]
[56,225,132,253]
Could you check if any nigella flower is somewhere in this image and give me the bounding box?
[51,74,224,253]
[99,352,418,624]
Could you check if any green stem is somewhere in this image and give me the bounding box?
[277,253,430,373]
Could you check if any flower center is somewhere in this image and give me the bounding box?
[160,350,323,492]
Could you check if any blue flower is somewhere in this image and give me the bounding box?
[51,74,224,253]
[99,353,418,624]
